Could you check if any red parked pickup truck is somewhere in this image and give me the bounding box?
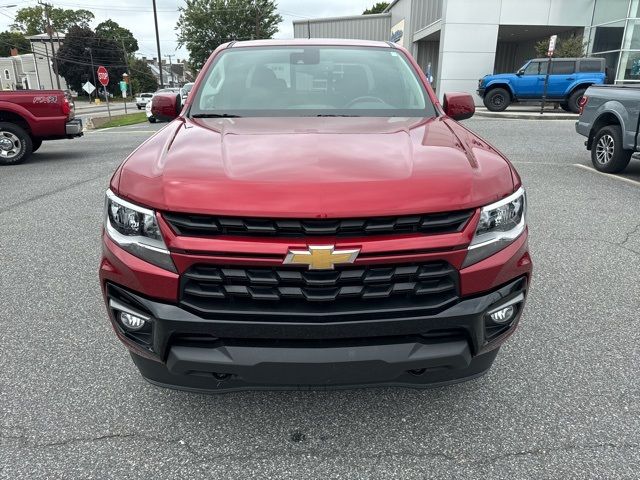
[0,90,82,165]
[101,39,532,392]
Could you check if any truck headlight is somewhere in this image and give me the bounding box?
[463,187,526,267]
[104,190,176,272]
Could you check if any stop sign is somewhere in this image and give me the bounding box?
[97,66,109,86]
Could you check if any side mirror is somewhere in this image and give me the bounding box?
[151,93,182,121]
[516,70,524,76]
[443,92,475,121]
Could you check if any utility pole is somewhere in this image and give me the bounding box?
[42,41,54,89]
[38,0,61,90]
[164,54,174,87]
[85,47,97,102]
[254,0,260,39]
[152,0,163,88]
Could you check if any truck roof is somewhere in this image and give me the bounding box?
[528,57,604,62]
[228,38,392,49]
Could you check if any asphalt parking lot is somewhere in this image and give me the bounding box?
[1,117,639,479]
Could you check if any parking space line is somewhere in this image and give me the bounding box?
[573,163,640,187]
[511,161,570,166]
[88,129,157,134]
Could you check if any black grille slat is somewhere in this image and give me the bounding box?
[164,211,473,238]
[180,262,459,320]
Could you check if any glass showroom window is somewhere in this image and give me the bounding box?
[589,21,626,53]
[592,0,631,25]
[630,0,640,18]
[617,51,640,81]
[616,16,640,82]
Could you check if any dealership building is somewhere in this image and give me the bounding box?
[293,0,640,104]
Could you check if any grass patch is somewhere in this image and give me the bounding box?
[95,112,147,129]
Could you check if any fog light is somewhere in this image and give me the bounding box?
[489,305,515,324]
[119,311,147,331]
[486,293,525,325]
[109,298,151,332]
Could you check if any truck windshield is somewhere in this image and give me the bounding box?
[189,46,436,117]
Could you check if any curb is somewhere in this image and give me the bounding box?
[475,110,578,120]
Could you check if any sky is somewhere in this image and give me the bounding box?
[0,0,375,61]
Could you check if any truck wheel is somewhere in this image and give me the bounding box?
[591,125,632,173]
[483,88,510,112]
[32,138,42,153]
[560,102,572,112]
[568,88,586,114]
[0,122,33,166]
[148,117,156,123]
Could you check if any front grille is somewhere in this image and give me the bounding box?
[163,211,473,237]
[179,261,459,321]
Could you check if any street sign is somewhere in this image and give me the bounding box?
[97,66,109,86]
[119,80,127,92]
[547,35,557,57]
[541,35,558,114]
[82,81,95,95]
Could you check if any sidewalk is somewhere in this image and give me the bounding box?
[475,105,578,120]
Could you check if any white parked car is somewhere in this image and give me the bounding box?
[135,92,153,110]
[181,82,194,101]
[145,99,155,123]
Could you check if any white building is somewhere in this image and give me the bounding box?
[294,0,638,104]
[0,33,68,91]
[27,33,68,90]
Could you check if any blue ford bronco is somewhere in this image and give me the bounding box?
[477,57,606,113]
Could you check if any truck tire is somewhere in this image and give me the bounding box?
[148,117,156,123]
[568,88,586,114]
[560,102,572,112]
[483,88,510,112]
[32,138,42,153]
[0,122,33,166]
[591,125,632,173]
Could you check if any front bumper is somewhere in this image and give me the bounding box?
[477,88,486,97]
[102,275,528,392]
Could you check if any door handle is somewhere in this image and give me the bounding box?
[567,77,575,80]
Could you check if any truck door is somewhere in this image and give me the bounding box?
[547,60,576,98]
[517,61,547,98]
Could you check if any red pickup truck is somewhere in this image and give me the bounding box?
[102,39,531,392]
[0,90,82,165]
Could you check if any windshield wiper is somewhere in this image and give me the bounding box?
[191,113,242,118]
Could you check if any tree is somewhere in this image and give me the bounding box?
[534,35,586,58]
[128,57,157,94]
[176,0,282,70]
[363,2,389,14]
[0,31,30,56]
[11,6,94,36]
[95,20,139,54]
[56,26,127,96]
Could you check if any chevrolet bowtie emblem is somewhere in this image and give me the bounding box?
[283,245,360,270]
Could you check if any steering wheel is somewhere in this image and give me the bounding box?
[345,96,386,108]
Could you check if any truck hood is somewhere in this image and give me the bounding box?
[483,73,518,84]
[115,116,515,217]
